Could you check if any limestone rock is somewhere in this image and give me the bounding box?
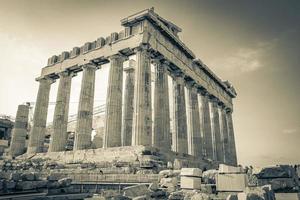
[123,184,150,198]
[257,178,297,192]
[160,170,174,177]
[21,172,36,181]
[58,177,72,187]
[190,193,211,200]
[148,182,159,191]
[169,191,184,200]
[160,177,178,188]
[226,194,238,200]
[9,172,21,181]
[254,165,295,179]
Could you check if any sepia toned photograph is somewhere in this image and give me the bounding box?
[0,0,299,199]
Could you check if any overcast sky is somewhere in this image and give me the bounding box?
[0,0,299,166]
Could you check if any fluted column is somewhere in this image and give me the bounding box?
[153,59,171,151]
[48,71,73,152]
[132,44,152,146]
[199,91,214,160]
[186,84,202,157]
[27,77,53,154]
[10,104,30,157]
[172,74,188,154]
[210,97,224,162]
[220,105,230,164]
[226,108,238,165]
[122,60,135,146]
[103,54,125,148]
[74,64,96,150]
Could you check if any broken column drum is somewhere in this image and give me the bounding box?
[10,104,30,157]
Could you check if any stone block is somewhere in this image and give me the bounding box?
[83,42,92,53]
[96,37,105,48]
[180,176,201,189]
[111,32,118,42]
[275,193,300,200]
[123,184,150,198]
[16,181,36,190]
[5,180,16,189]
[216,173,248,192]
[21,172,36,181]
[219,164,244,173]
[61,51,70,61]
[181,168,202,177]
[71,47,80,57]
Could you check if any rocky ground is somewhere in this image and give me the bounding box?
[0,157,299,200]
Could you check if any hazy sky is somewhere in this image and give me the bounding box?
[0,0,299,166]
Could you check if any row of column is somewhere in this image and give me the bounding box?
[22,45,237,165]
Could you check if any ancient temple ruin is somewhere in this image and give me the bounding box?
[10,8,237,166]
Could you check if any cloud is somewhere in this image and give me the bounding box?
[210,40,277,75]
[282,128,298,135]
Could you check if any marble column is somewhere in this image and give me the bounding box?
[10,104,30,157]
[153,60,171,151]
[103,54,125,148]
[186,84,202,157]
[226,108,238,165]
[74,64,96,150]
[210,97,224,162]
[220,105,230,164]
[199,91,214,160]
[132,45,152,146]
[48,71,73,152]
[122,60,135,146]
[172,74,188,154]
[27,77,53,154]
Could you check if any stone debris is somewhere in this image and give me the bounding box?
[123,184,150,198]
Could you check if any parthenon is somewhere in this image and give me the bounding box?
[10,8,237,166]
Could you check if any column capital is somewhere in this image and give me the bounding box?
[209,96,221,105]
[134,43,151,53]
[173,73,185,85]
[185,80,197,90]
[36,76,55,84]
[57,70,77,78]
[82,63,97,70]
[109,53,127,62]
